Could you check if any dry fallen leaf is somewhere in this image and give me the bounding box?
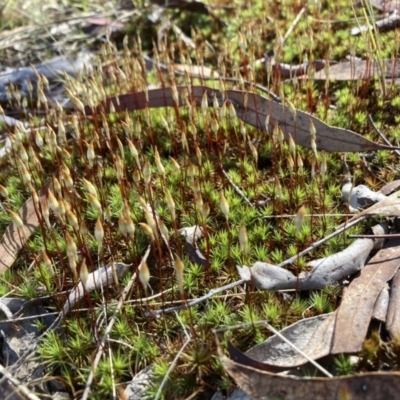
[373,284,389,322]
[386,269,400,338]
[341,178,387,210]
[236,223,386,291]
[226,89,395,152]
[332,237,400,354]
[0,185,49,273]
[379,179,400,196]
[307,59,400,81]
[241,313,336,369]
[219,350,400,400]
[337,191,400,228]
[87,86,398,152]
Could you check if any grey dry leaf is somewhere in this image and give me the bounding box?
[337,190,400,228]
[179,225,206,267]
[237,223,386,291]
[305,58,400,81]
[342,178,387,211]
[63,262,131,315]
[332,237,400,354]
[242,313,336,369]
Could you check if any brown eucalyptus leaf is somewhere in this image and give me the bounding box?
[227,341,286,373]
[219,351,400,400]
[386,269,400,338]
[243,313,336,369]
[87,86,398,152]
[264,56,333,79]
[310,59,400,80]
[369,0,399,12]
[379,179,400,196]
[332,238,400,354]
[0,185,49,273]
[226,89,396,152]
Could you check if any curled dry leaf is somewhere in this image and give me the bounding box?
[237,223,387,291]
[306,58,400,81]
[63,262,131,315]
[386,268,400,338]
[86,86,399,152]
[373,284,389,322]
[342,178,387,211]
[0,184,50,273]
[238,313,336,370]
[337,190,400,228]
[332,237,400,354]
[219,350,400,400]
[179,225,206,267]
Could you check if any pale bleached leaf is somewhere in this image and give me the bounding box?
[244,313,336,369]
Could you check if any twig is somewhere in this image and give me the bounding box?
[154,312,191,400]
[348,233,400,238]
[276,216,367,268]
[222,169,261,213]
[262,213,355,218]
[368,114,400,157]
[147,279,247,316]
[80,245,151,400]
[283,3,307,43]
[0,364,41,400]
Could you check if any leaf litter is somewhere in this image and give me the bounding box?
[88,86,399,152]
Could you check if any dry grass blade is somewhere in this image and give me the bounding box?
[332,237,400,354]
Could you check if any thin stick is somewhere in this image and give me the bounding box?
[276,216,366,268]
[154,312,191,400]
[222,169,261,213]
[0,364,42,400]
[368,114,400,157]
[80,245,151,400]
[283,4,307,43]
[348,233,399,239]
[147,279,247,316]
